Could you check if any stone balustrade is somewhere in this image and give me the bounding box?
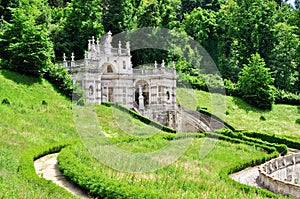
[259,153,300,198]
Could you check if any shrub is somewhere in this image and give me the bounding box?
[260,115,266,121]
[274,89,300,105]
[41,100,47,105]
[58,145,164,198]
[2,98,10,105]
[44,64,73,98]
[296,119,300,125]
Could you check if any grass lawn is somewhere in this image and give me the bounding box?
[0,70,298,198]
[0,70,78,198]
[177,87,300,138]
[65,104,280,198]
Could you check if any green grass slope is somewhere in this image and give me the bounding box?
[177,88,300,138]
[0,70,78,198]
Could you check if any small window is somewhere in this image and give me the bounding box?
[123,61,126,69]
[89,85,94,96]
[107,65,113,73]
[166,91,170,101]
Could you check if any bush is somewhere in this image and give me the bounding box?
[41,100,47,105]
[58,145,165,198]
[260,115,266,121]
[214,129,288,154]
[2,98,10,105]
[275,89,300,105]
[17,142,74,198]
[44,64,73,98]
[296,119,300,125]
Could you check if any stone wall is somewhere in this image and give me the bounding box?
[259,153,300,198]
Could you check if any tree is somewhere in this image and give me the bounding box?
[0,0,18,22]
[269,23,299,92]
[52,0,104,60]
[238,53,275,110]
[102,0,136,34]
[0,0,54,77]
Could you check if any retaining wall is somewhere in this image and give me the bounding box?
[259,153,300,198]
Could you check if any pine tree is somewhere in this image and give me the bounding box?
[238,53,275,110]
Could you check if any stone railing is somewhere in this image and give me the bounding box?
[259,153,300,198]
[133,68,176,75]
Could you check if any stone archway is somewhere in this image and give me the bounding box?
[134,80,149,110]
[102,63,116,74]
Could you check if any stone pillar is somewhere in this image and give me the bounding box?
[63,53,68,68]
[71,53,75,67]
[118,41,122,55]
[126,41,131,56]
[138,85,144,110]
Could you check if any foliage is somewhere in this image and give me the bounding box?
[238,53,275,110]
[0,0,54,77]
[43,64,73,98]
[176,88,300,136]
[0,70,78,198]
[52,0,104,60]
[269,22,299,92]
[274,89,300,105]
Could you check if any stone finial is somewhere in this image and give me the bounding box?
[118,41,122,49]
[154,61,157,68]
[71,52,75,61]
[126,41,130,55]
[126,41,130,49]
[172,61,175,68]
[161,60,165,68]
[92,36,95,45]
[63,53,67,62]
[96,38,100,45]
[84,51,88,59]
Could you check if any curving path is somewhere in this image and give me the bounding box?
[231,148,300,189]
[34,153,91,199]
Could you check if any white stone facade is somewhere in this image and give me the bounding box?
[64,32,178,127]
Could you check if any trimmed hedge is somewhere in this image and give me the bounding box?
[205,132,277,154]
[17,142,75,198]
[58,145,168,199]
[242,131,300,150]
[214,129,288,155]
[101,102,176,133]
[219,151,283,198]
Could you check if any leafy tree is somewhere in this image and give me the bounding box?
[0,0,18,21]
[269,22,299,92]
[0,0,54,77]
[183,7,218,64]
[52,0,104,60]
[102,0,136,34]
[238,53,275,110]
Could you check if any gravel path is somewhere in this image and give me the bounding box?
[230,166,263,188]
[34,153,90,198]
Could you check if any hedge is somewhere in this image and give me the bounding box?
[219,150,285,198]
[242,131,300,150]
[214,129,288,155]
[17,141,76,198]
[58,145,169,199]
[101,102,176,133]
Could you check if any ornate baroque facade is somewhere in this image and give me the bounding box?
[64,32,178,128]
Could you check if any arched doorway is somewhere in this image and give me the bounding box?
[134,80,149,109]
